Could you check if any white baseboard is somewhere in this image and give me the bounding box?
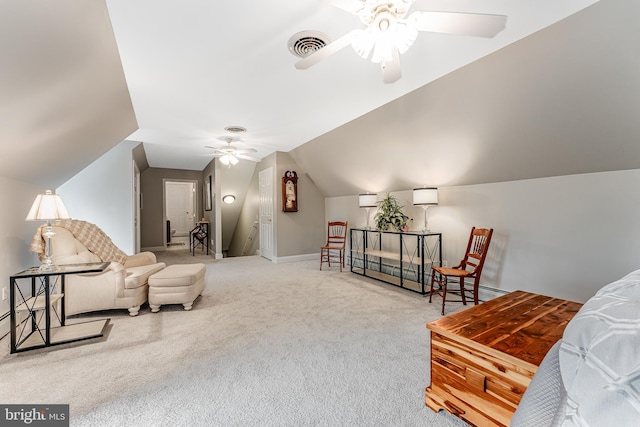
[273,253,319,264]
[478,285,509,302]
[215,252,224,259]
[141,246,165,252]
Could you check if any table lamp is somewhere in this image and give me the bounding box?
[25,190,71,271]
[358,193,378,229]
[413,187,438,232]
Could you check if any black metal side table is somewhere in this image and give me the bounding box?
[10,262,110,353]
[190,221,209,255]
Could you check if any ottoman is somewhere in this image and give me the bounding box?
[148,263,206,312]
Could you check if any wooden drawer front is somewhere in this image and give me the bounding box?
[428,332,535,426]
[428,365,509,427]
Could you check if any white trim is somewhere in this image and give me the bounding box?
[162,179,198,250]
[273,253,320,264]
[478,285,509,302]
[215,252,224,259]
[142,246,165,252]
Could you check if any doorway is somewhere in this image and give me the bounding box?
[163,179,197,249]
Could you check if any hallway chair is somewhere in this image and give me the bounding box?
[320,221,348,272]
[429,227,493,315]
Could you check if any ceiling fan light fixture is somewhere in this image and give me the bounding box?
[352,18,417,64]
[371,38,394,64]
[220,154,239,167]
[351,29,375,59]
[393,21,418,53]
[295,0,507,84]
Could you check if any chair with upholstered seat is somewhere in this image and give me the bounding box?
[320,221,348,272]
[429,227,493,315]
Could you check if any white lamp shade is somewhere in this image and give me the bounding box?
[358,193,378,208]
[413,187,438,206]
[25,190,71,221]
[222,194,235,204]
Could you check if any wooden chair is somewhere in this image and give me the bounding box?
[320,221,348,272]
[429,227,493,315]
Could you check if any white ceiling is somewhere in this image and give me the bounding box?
[105,0,599,171]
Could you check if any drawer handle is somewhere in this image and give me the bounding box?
[465,367,486,392]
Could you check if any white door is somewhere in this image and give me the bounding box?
[259,167,273,260]
[166,181,196,237]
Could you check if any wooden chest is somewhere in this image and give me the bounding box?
[425,291,582,427]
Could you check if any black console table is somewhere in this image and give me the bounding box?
[350,228,442,295]
[10,262,110,353]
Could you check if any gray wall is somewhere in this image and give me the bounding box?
[274,152,326,259]
[227,169,260,257]
[201,159,217,256]
[0,177,46,337]
[140,168,204,250]
[57,140,139,253]
[0,0,137,189]
[326,169,640,303]
[290,0,640,199]
[246,152,325,261]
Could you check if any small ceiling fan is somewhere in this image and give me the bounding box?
[205,137,261,167]
[295,0,507,83]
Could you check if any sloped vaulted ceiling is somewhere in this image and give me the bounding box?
[290,0,640,197]
[0,0,137,188]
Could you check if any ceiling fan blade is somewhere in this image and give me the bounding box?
[235,154,261,162]
[381,48,401,84]
[409,11,507,38]
[233,148,258,154]
[325,0,366,14]
[295,29,361,70]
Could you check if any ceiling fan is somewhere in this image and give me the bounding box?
[205,137,261,167]
[295,0,507,83]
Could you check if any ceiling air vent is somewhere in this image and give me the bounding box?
[288,31,330,58]
[224,126,247,134]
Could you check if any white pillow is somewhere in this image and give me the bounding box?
[556,269,640,426]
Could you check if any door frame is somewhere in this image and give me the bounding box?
[133,161,141,254]
[162,179,198,249]
[259,167,274,261]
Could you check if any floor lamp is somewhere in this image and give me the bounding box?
[26,190,71,271]
[358,193,378,229]
[413,187,438,232]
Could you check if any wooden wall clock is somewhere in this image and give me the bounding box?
[282,170,298,212]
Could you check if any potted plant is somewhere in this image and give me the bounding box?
[374,193,409,231]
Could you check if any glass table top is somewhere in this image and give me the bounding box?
[11,262,110,278]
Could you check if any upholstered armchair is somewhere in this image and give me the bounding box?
[31,220,165,316]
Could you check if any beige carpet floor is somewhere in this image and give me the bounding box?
[155,247,215,265]
[0,254,468,427]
